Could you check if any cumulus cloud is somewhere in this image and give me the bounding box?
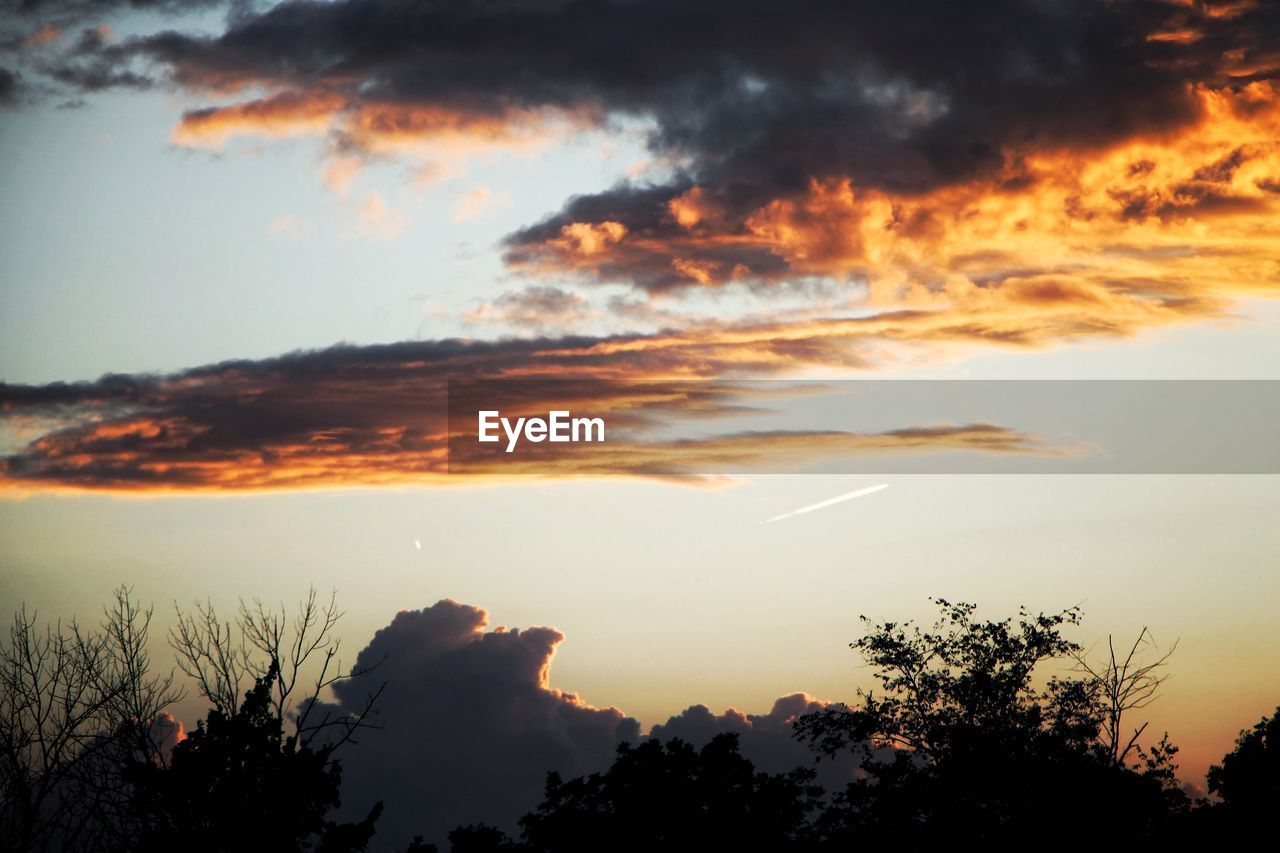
[315,599,853,848]
[319,600,638,846]
[651,694,861,791]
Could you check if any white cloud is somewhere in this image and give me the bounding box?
[450,185,508,221]
[353,190,410,239]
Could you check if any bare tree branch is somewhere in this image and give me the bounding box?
[1073,627,1177,766]
[170,586,383,753]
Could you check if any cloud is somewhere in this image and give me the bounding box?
[450,185,507,222]
[0,335,1071,492]
[319,599,640,847]
[5,0,1277,352]
[268,214,310,238]
[24,1,1277,191]
[149,711,186,758]
[20,23,151,93]
[0,67,17,106]
[172,90,347,147]
[650,694,861,790]
[36,2,1278,170]
[352,190,408,240]
[322,154,362,197]
[505,96,1280,308]
[448,421,1055,479]
[462,286,597,333]
[315,599,854,848]
[22,24,62,48]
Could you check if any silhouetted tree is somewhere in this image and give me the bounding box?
[795,599,1185,842]
[1072,627,1176,767]
[526,733,823,852]
[125,666,380,852]
[447,824,517,852]
[0,589,181,853]
[1,586,383,852]
[435,734,823,853]
[1206,705,1280,823]
[170,588,383,752]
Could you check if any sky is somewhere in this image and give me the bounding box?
[2,0,1279,842]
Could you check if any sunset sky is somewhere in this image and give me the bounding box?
[2,0,1279,833]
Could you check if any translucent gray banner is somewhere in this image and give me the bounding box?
[446,380,1280,475]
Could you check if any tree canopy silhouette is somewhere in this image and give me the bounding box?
[1205,705,1280,826]
[1,588,382,853]
[125,665,380,852]
[425,733,824,853]
[5,589,1277,852]
[793,599,1186,842]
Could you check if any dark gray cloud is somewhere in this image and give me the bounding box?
[8,1,1277,294]
[651,694,861,791]
[1,0,223,23]
[14,2,1276,180]
[462,285,595,332]
[62,0,1275,288]
[314,599,854,849]
[103,0,1275,187]
[0,66,17,104]
[316,600,641,848]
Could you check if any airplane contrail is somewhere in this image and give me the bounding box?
[766,483,890,522]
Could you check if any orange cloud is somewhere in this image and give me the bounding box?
[23,24,61,47]
[549,221,628,256]
[511,81,1280,349]
[668,186,721,230]
[670,257,721,285]
[173,90,348,147]
[447,422,1055,479]
[172,90,593,167]
[1,349,1070,494]
[323,154,363,196]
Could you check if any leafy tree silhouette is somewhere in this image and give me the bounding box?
[447,824,519,852]
[430,733,823,853]
[125,664,380,852]
[8,589,1277,850]
[794,599,1186,843]
[1203,705,1280,828]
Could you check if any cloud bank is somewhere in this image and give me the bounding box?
[317,599,848,848]
[3,2,1279,491]
[0,340,1057,492]
[4,0,1277,344]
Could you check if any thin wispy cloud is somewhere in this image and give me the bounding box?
[450,185,507,222]
[352,190,409,240]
